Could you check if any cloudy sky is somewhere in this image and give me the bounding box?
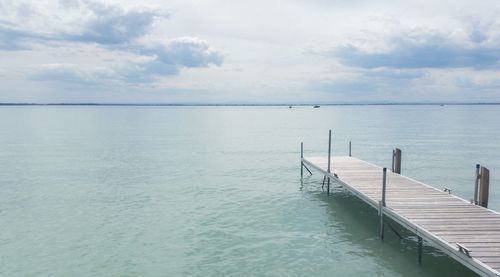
[1,0,500,103]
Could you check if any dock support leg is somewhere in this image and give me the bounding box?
[379,201,384,240]
[303,164,312,176]
[300,142,312,178]
[418,236,423,265]
[380,168,387,240]
[327,177,330,195]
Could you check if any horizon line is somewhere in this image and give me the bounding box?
[1,102,500,106]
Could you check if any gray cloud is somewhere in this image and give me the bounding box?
[310,68,424,95]
[28,64,114,86]
[142,37,224,67]
[61,1,169,45]
[311,78,378,94]
[115,37,224,82]
[2,1,223,83]
[29,38,224,85]
[319,28,500,69]
[0,1,168,49]
[0,22,50,50]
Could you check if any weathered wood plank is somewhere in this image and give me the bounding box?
[406,214,499,219]
[442,236,500,241]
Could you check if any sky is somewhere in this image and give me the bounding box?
[1,0,500,103]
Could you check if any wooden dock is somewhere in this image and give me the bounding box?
[302,155,500,276]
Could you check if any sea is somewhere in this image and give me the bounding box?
[1,105,499,276]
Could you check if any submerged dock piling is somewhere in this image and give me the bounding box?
[349,141,351,157]
[418,236,423,264]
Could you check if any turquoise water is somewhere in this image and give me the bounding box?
[0,105,499,276]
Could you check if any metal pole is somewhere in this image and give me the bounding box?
[327,130,332,195]
[382,167,387,206]
[349,141,351,157]
[301,142,304,178]
[304,164,312,175]
[418,236,423,265]
[474,164,480,204]
[380,167,387,240]
[328,130,332,173]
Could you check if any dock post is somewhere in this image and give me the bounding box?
[478,166,490,208]
[328,130,332,173]
[349,141,351,157]
[392,148,402,174]
[301,142,304,178]
[327,130,332,195]
[382,167,387,206]
[380,167,387,240]
[474,164,480,204]
[418,236,423,264]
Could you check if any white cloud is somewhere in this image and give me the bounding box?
[314,27,500,69]
[0,0,223,87]
[1,0,500,103]
[28,63,115,85]
[60,0,170,45]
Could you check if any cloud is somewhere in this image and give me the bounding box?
[120,37,223,81]
[298,12,500,102]
[319,28,500,69]
[26,38,224,84]
[28,63,114,86]
[61,1,169,45]
[311,79,378,95]
[308,67,425,96]
[2,1,223,84]
[28,37,224,84]
[156,37,224,67]
[0,1,168,49]
[0,22,50,50]
[141,37,223,68]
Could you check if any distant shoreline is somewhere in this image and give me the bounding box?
[1,102,500,106]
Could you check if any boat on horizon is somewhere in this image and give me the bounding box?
[313,105,320,108]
